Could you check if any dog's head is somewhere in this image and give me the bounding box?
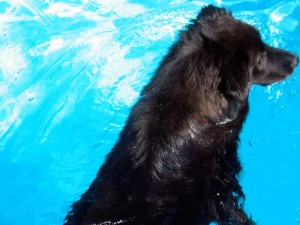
[196,5,298,98]
[186,5,299,123]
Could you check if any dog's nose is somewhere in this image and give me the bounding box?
[284,52,299,73]
[292,54,299,68]
[289,53,299,68]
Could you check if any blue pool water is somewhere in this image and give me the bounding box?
[0,0,299,224]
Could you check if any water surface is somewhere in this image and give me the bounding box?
[0,0,299,224]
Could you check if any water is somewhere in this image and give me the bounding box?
[0,0,299,224]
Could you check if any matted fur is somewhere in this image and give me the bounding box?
[65,5,298,225]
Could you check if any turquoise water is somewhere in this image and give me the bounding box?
[0,0,299,224]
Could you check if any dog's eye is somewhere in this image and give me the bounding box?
[255,51,266,65]
[253,51,267,73]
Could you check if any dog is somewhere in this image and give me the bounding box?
[64,5,299,225]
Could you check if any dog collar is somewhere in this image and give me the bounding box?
[194,115,208,125]
[194,115,233,126]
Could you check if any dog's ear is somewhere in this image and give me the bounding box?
[196,5,234,44]
[197,5,232,22]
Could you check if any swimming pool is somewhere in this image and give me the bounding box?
[0,0,299,224]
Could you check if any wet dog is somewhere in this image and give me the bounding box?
[65,5,299,225]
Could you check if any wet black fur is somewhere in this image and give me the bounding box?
[65,5,299,225]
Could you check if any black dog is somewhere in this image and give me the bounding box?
[65,5,299,225]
